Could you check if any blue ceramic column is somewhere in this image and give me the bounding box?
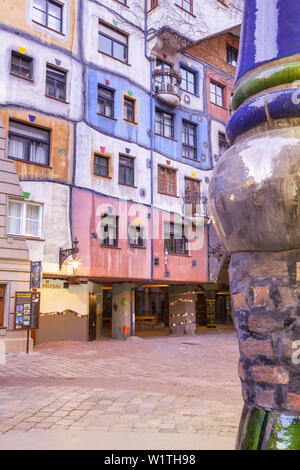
[209,0,300,450]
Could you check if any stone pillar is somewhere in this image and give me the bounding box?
[112,283,134,340]
[169,285,196,336]
[209,0,300,450]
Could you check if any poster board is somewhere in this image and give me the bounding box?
[15,292,40,330]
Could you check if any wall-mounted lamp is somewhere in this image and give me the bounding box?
[59,238,79,271]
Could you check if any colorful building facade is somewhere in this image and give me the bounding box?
[0,0,241,344]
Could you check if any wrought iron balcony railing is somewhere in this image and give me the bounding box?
[152,68,182,106]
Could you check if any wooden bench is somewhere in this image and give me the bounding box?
[135,316,157,328]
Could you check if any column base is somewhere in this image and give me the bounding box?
[236,405,300,450]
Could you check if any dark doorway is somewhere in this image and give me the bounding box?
[88,293,97,341]
[215,294,233,325]
[102,288,112,335]
[196,294,207,326]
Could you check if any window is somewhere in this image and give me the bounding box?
[210,82,224,107]
[8,120,50,166]
[101,214,118,247]
[98,86,114,117]
[185,178,200,216]
[94,155,109,177]
[124,97,135,123]
[119,155,134,186]
[180,66,196,94]
[10,52,33,80]
[32,0,63,33]
[46,65,67,101]
[164,222,188,255]
[226,44,238,67]
[129,224,145,247]
[8,201,42,238]
[150,0,159,9]
[182,121,197,160]
[155,109,174,138]
[158,166,176,196]
[175,0,193,13]
[218,132,229,156]
[154,59,172,92]
[99,22,128,63]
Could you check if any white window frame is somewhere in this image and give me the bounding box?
[8,200,43,239]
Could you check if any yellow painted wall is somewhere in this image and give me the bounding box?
[0,0,78,54]
[0,109,73,183]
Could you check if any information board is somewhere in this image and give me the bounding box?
[15,292,40,330]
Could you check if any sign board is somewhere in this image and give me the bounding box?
[15,292,40,330]
[30,261,42,290]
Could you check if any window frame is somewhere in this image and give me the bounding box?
[164,222,188,256]
[175,0,193,14]
[94,154,110,178]
[123,96,136,123]
[98,85,115,118]
[119,154,135,187]
[184,177,201,216]
[218,132,229,156]
[226,43,239,67]
[158,165,177,197]
[46,64,67,102]
[98,22,128,64]
[180,65,197,95]
[32,0,63,34]
[182,120,197,160]
[10,51,33,81]
[100,214,119,247]
[7,200,43,239]
[210,81,224,107]
[8,120,50,167]
[155,109,175,139]
[129,224,145,248]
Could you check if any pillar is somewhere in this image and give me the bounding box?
[169,285,196,336]
[209,0,300,449]
[112,283,134,340]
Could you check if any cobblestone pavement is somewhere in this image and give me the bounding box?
[0,328,243,449]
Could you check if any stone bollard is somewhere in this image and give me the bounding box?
[209,0,300,450]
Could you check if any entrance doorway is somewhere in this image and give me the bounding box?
[215,294,233,325]
[102,288,112,336]
[88,293,97,341]
[0,285,5,326]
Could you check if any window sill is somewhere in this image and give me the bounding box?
[182,90,199,98]
[119,183,137,189]
[10,72,34,83]
[175,4,196,17]
[97,113,118,121]
[129,245,146,249]
[155,133,177,142]
[157,191,178,198]
[123,119,138,126]
[168,252,191,257]
[32,20,65,36]
[101,245,121,250]
[8,157,52,169]
[45,94,69,105]
[210,102,228,111]
[183,155,200,162]
[98,51,131,67]
[7,234,44,242]
[93,173,112,179]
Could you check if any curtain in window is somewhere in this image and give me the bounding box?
[29,142,48,164]
[8,136,26,160]
[25,205,40,237]
[8,202,22,235]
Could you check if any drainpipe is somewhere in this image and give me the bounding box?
[130,0,154,335]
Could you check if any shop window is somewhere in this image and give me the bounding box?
[164,222,188,255]
[101,214,118,247]
[158,166,176,196]
[46,64,67,101]
[94,154,109,177]
[99,22,128,63]
[8,120,50,166]
[119,155,134,186]
[8,201,42,238]
[32,0,63,33]
[182,120,197,160]
[10,52,33,80]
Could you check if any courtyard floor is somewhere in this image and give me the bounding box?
[0,327,243,450]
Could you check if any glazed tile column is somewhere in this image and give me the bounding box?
[209,0,300,450]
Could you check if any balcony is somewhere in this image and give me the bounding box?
[152,69,182,107]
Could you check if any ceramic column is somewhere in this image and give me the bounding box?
[112,283,134,339]
[209,0,300,450]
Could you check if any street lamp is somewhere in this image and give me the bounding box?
[59,238,79,271]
